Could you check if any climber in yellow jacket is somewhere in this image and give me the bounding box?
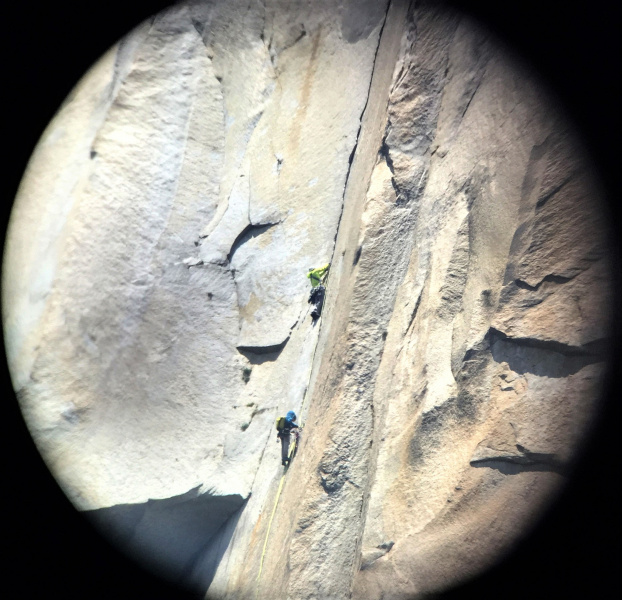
[307,263,330,321]
[307,263,330,287]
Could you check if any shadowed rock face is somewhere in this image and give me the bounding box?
[2,0,613,598]
[84,488,246,592]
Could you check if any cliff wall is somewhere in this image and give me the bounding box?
[2,1,612,598]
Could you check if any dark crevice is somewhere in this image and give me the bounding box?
[379,132,404,202]
[458,76,483,124]
[347,140,358,168]
[392,177,402,202]
[240,406,270,431]
[285,27,307,51]
[228,222,278,264]
[470,454,567,476]
[192,19,205,38]
[345,477,361,489]
[360,540,395,571]
[353,245,363,266]
[378,540,394,552]
[236,336,289,364]
[514,273,574,291]
[488,327,608,378]
[379,136,395,173]
[405,290,422,335]
[489,327,605,358]
[185,259,204,269]
[269,25,306,66]
[319,465,347,495]
[535,173,574,210]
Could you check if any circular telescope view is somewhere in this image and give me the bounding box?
[3,0,617,598]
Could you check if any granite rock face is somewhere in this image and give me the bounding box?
[2,0,613,598]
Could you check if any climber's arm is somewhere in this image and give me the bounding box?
[318,263,330,276]
[315,263,330,282]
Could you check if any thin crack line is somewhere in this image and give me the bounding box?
[331,0,391,251]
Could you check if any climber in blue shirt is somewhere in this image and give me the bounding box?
[277,410,300,466]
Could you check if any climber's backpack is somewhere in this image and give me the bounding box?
[276,416,286,431]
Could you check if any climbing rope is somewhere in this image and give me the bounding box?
[254,264,333,599]
[254,429,300,597]
[254,472,285,596]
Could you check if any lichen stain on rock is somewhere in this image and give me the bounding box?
[239,290,262,325]
[288,25,322,156]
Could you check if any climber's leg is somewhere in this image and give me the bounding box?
[281,433,290,465]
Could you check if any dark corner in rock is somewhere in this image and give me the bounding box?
[237,337,290,364]
[378,138,402,201]
[487,327,606,378]
[340,0,388,45]
[347,139,358,168]
[379,136,395,172]
[192,19,205,38]
[228,223,279,264]
[360,541,395,571]
[353,245,363,266]
[470,454,567,476]
[83,488,247,594]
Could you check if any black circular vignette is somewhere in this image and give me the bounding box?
[2,1,618,598]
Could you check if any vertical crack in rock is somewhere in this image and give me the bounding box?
[331,2,391,250]
[405,286,423,336]
[284,2,453,596]
[456,71,484,126]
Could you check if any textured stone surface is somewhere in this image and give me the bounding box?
[2,0,613,598]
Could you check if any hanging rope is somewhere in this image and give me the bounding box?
[254,472,286,597]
